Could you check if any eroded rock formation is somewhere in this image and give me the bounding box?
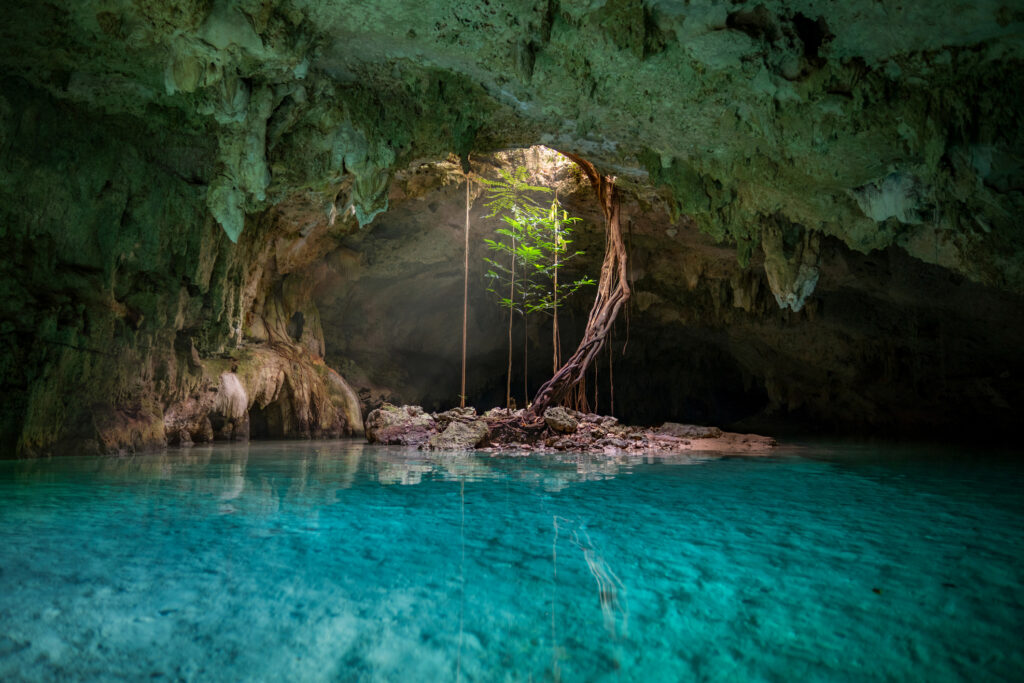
[0,79,364,455]
[1,1,1021,454]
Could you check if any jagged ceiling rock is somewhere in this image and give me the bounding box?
[3,0,1021,287]
[761,219,820,311]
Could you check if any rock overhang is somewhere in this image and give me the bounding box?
[2,1,1020,294]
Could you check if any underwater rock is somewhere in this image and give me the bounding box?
[544,407,580,434]
[365,404,436,446]
[427,419,489,451]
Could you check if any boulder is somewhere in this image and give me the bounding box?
[365,403,436,445]
[427,419,489,450]
[164,391,219,446]
[433,406,477,430]
[544,406,579,434]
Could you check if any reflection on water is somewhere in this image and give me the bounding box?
[555,516,629,638]
[1,441,1021,682]
[8,441,718,504]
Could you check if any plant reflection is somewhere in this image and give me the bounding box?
[8,442,717,511]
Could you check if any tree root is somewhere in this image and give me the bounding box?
[529,154,630,417]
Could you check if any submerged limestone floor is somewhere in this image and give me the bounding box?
[0,442,1022,681]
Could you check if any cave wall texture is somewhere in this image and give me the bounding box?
[1,0,1022,456]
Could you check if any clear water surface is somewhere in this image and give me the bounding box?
[0,441,1021,682]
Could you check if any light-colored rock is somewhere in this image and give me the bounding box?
[762,222,821,312]
[215,372,248,420]
[365,404,436,446]
[544,407,579,434]
[427,419,489,451]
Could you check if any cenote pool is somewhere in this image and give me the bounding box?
[0,442,1021,682]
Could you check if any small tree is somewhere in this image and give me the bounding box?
[480,168,593,408]
[520,200,594,374]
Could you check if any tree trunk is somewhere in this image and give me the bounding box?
[506,230,516,409]
[460,175,470,408]
[529,154,630,417]
[523,312,529,407]
[552,200,561,374]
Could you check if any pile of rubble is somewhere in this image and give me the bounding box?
[364,404,776,455]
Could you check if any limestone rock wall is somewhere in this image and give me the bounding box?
[0,82,362,456]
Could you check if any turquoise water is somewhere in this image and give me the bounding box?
[1,442,1022,682]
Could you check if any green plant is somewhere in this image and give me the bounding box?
[479,167,594,408]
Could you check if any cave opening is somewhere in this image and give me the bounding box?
[248,398,292,440]
[311,146,1024,441]
[313,146,783,432]
[248,403,271,440]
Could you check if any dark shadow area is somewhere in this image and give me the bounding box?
[313,160,1024,444]
[287,311,305,341]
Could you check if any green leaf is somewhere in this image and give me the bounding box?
[480,164,594,320]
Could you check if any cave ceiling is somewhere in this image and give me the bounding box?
[3,0,1022,290]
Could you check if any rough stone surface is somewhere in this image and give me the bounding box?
[357,404,777,455]
[471,408,777,455]
[365,404,436,446]
[427,419,490,451]
[0,79,365,456]
[659,423,724,440]
[544,407,580,434]
[160,344,363,447]
[4,0,1021,292]
[433,407,479,431]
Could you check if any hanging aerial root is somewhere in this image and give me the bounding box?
[529,154,630,417]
